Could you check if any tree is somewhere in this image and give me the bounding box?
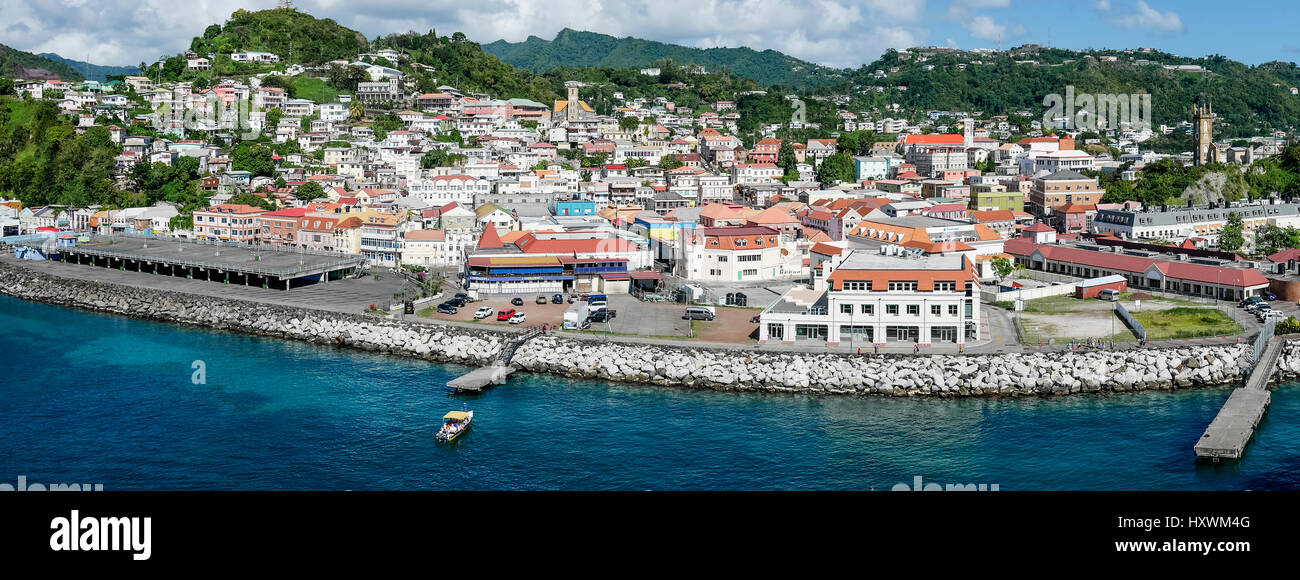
[815,152,855,186]
[1219,211,1245,252]
[420,148,465,169]
[229,192,274,210]
[618,116,639,131]
[1255,224,1300,256]
[991,256,1017,280]
[658,155,684,170]
[777,140,798,182]
[295,182,325,201]
[231,142,275,177]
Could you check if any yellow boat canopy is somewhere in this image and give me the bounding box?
[443,411,470,420]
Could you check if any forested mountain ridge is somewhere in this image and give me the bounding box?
[482,28,846,89]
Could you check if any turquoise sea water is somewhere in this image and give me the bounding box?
[1,294,1297,490]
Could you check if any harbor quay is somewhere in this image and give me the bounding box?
[0,256,1283,399]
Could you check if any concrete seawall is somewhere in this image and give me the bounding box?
[2,260,1292,397]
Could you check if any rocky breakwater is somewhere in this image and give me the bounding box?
[0,261,512,366]
[1269,339,1300,382]
[512,335,1253,396]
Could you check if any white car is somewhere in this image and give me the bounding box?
[474,307,494,319]
[508,312,527,324]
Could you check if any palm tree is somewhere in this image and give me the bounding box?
[348,101,365,121]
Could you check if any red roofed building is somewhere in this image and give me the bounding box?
[759,249,979,346]
[259,208,310,247]
[465,230,650,294]
[679,226,796,281]
[193,204,267,242]
[751,138,782,164]
[1005,238,1269,300]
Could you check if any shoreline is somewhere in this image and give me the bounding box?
[1,259,1291,397]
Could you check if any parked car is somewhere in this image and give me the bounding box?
[750,315,762,323]
[446,297,466,307]
[1263,291,1278,301]
[551,294,564,304]
[436,303,458,315]
[511,297,524,306]
[588,300,607,311]
[683,306,715,321]
[474,307,494,319]
[536,296,548,304]
[1247,302,1269,313]
[567,295,577,303]
[589,309,617,323]
[1241,297,1263,308]
[1097,289,1120,301]
[509,312,527,324]
[455,292,471,302]
[496,308,516,321]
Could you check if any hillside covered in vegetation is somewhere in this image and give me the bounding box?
[0,43,85,81]
[483,28,845,89]
[827,47,1300,138]
[187,8,369,66]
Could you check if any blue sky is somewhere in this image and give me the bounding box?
[0,0,1295,69]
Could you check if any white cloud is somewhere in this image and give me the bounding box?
[966,15,1005,40]
[1094,0,1111,11]
[1116,1,1184,33]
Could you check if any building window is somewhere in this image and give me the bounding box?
[886,304,899,315]
[931,305,942,315]
[840,304,853,314]
[906,304,920,316]
[861,304,873,315]
[948,304,958,316]
[767,323,784,340]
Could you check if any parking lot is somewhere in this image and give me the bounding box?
[416,291,762,342]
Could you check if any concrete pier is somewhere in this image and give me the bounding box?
[446,366,517,392]
[1193,336,1281,460]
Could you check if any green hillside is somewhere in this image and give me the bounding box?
[482,29,846,88]
[827,47,1300,138]
[371,30,558,104]
[0,44,85,81]
[188,7,368,66]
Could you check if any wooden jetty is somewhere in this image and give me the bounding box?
[1193,335,1281,461]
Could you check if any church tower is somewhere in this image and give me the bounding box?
[1193,100,1214,166]
[565,81,581,122]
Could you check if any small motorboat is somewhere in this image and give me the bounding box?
[436,409,473,442]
